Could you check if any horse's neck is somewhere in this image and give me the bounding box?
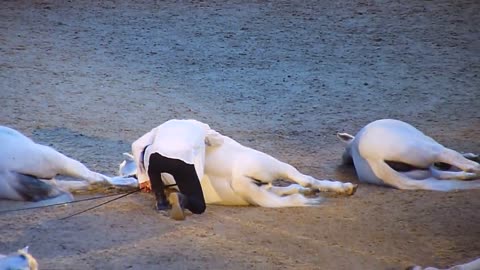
[201,175,249,206]
[200,175,223,204]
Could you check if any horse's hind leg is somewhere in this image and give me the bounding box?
[436,148,480,174]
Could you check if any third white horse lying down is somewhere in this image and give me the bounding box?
[337,119,480,191]
[0,126,135,203]
[120,119,357,208]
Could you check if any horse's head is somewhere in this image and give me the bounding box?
[0,246,38,270]
[336,132,355,165]
[119,152,137,178]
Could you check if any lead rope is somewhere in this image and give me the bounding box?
[59,188,141,220]
[59,182,178,220]
[0,191,138,215]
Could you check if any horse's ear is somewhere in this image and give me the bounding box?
[122,152,134,160]
[205,130,224,147]
[337,132,354,144]
[19,246,29,253]
[17,246,38,269]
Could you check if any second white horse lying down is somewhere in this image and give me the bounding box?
[337,119,480,191]
[120,120,357,208]
[0,126,135,203]
[0,247,38,270]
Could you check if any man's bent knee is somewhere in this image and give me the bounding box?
[188,201,206,214]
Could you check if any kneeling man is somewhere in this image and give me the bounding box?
[132,119,217,220]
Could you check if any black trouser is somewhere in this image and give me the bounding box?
[147,153,206,214]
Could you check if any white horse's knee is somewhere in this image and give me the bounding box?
[87,171,111,184]
[266,184,313,196]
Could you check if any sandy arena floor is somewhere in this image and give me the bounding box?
[0,0,479,269]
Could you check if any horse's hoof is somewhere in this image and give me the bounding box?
[108,176,139,188]
[463,152,479,162]
[348,184,359,195]
[168,192,186,221]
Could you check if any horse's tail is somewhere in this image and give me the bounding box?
[12,173,73,203]
[26,192,73,208]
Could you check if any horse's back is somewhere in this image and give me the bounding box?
[0,125,29,137]
[0,126,36,167]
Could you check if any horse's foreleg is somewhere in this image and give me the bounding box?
[37,144,110,184]
[49,179,91,192]
[50,177,138,194]
[430,166,478,180]
[62,160,110,183]
[52,152,111,184]
[278,164,357,195]
[231,175,322,207]
[266,184,315,196]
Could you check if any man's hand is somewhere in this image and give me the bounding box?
[139,181,152,192]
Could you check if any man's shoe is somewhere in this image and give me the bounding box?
[168,192,186,221]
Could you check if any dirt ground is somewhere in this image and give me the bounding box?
[1,0,479,269]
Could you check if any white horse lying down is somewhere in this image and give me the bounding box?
[0,126,134,202]
[0,247,38,270]
[120,120,357,207]
[337,119,480,191]
[408,257,480,270]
